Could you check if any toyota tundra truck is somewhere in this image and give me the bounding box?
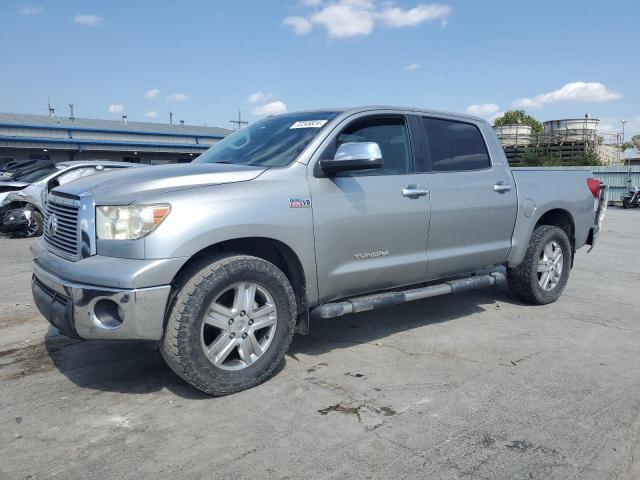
[31,107,607,395]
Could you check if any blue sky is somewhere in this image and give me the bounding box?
[1,0,638,136]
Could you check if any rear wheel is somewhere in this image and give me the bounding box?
[161,254,296,395]
[507,225,572,305]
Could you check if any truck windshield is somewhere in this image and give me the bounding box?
[195,111,339,167]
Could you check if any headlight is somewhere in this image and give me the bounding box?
[96,204,171,240]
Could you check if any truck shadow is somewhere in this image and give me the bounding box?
[43,286,524,399]
[289,287,524,356]
[43,330,211,399]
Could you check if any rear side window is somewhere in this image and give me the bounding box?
[421,117,490,172]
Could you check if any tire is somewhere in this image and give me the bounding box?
[622,198,631,209]
[161,254,297,396]
[507,225,572,305]
[25,210,44,237]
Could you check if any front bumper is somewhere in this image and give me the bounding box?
[32,262,171,341]
[0,208,30,233]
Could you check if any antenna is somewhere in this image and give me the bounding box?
[230,110,248,131]
[47,97,55,117]
[69,103,74,121]
[169,112,173,125]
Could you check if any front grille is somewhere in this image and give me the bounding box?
[44,194,81,261]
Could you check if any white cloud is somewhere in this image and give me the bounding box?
[302,0,323,5]
[466,103,500,117]
[145,88,160,99]
[166,93,188,101]
[513,82,622,109]
[311,1,376,38]
[74,14,103,27]
[378,4,451,27]
[283,16,313,35]
[20,5,42,15]
[108,104,124,113]
[286,1,451,38]
[403,63,420,71]
[246,92,273,104]
[251,101,288,117]
[144,111,158,119]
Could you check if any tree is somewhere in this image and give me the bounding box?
[621,134,640,153]
[494,110,543,133]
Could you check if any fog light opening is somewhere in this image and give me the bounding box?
[93,299,124,330]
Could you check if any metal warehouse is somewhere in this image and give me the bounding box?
[0,112,231,165]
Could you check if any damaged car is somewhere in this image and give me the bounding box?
[0,160,141,237]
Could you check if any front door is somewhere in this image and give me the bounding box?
[308,114,431,303]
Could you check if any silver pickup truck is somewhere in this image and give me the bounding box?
[31,107,607,395]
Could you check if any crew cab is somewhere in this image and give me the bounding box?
[31,107,607,395]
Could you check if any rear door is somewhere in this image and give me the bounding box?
[414,116,517,279]
[308,113,431,303]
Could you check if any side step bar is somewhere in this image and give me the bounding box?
[311,272,505,320]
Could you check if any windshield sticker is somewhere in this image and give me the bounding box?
[290,120,328,129]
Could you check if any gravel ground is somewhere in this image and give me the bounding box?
[0,208,639,479]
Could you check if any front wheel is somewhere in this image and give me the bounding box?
[622,197,631,209]
[161,254,297,396]
[25,210,44,237]
[507,225,572,305]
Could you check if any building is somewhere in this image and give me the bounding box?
[494,117,624,166]
[0,112,232,165]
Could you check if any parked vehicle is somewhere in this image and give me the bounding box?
[0,159,53,180]
[31,107,608,395]
[621,177,640,208]
[0,160,142,237]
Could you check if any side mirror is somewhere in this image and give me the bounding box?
[320,142,383,174]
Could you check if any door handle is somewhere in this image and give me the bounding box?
[402,186,429,198]
[493,183,512,193]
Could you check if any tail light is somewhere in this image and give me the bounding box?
[587,178,601,198]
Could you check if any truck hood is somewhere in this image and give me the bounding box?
[53,163,267,205]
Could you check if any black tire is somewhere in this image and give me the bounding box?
[161,254,297,396]
[622,198,631,209]
[507,225,572,305]
[25,210,44,237]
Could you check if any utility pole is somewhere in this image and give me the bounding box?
[230,111,248,131]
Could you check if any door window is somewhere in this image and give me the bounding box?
[325,116,412,175]
[420,117,490,172]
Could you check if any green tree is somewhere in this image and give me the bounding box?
[494,110,543,133]
[621,134,640,152]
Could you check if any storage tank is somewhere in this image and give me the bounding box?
[493,124,533,147]
[543,118,599,143]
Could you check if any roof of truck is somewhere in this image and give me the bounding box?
[282,106,489,125]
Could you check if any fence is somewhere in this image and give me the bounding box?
[512,165,640,203]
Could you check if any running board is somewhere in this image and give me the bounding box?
[311,272,505,320]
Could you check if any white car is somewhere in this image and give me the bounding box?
[0,160,142,237]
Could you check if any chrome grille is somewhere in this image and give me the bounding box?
[44,194,81,261]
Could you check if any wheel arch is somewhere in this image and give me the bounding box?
[535,208,575,255]
[167,237,308,324]
[2,200,43,215]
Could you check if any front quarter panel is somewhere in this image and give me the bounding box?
[142,162,319,305]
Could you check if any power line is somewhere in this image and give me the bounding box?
[229,110,248,131]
